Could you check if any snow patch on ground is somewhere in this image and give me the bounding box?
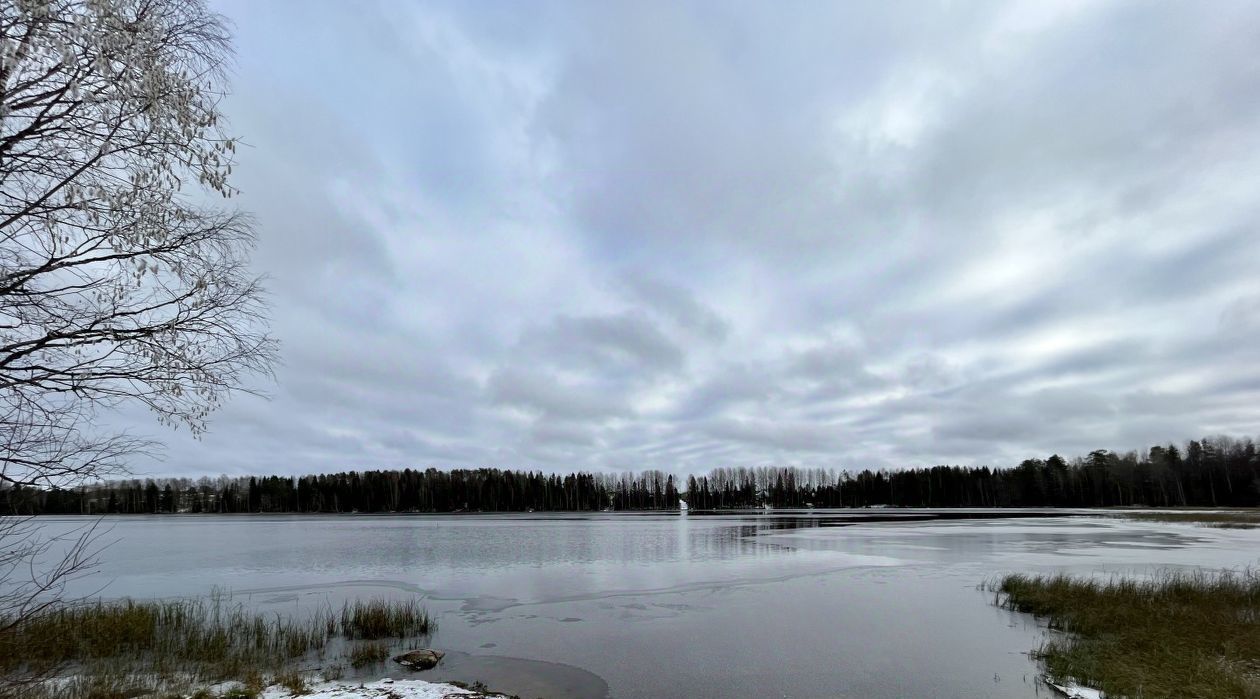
[1046,679,1105,699]
[260,678,503,699]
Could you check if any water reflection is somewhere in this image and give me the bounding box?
[20,511,1258,699]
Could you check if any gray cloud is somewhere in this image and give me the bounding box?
[487,366,628,420]
[619,275,730,341]
[518,311,685,376]
[128,0,1260,478]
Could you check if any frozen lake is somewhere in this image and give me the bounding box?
[28,510,1260,699]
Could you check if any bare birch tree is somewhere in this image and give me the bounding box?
[0,0,274,681]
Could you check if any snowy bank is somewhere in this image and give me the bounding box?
[261,678,508,699]
[1046,680,1105,699]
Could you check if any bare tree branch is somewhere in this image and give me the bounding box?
[0,1,273,692]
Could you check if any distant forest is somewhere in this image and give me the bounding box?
[4,435,1260,515]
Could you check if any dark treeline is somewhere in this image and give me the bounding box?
[0,469,679,515]
[4,436,1260,514]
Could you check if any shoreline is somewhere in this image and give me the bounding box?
[261,678,508,699]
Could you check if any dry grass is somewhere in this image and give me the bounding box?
[347,642,390,669]
[0,593,434,699]
[993,569,1260,699]
[0,596,326,681]
[339,598,432,639]
[275,670,308,696]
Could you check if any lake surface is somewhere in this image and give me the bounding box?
[27,510,1260,698]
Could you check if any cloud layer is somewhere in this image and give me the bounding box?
[134,0,1260,477]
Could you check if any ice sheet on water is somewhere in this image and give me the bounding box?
[756,514,1260,572]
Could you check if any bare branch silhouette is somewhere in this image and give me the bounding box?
[0,1,273,692]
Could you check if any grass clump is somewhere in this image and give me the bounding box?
[993,569,1260,698]
[275,670,308,696]
[339,598,432,639]
[0,596,327,681]
[219,684,259,699]
[1120,511,1260,529]
[52,671,159,699]
[0,594,434,699]
[347,642,390,669]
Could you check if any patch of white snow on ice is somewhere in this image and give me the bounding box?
[260,678,501,699]
[1047,679,1106,699]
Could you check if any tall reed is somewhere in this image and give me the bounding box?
[993,569,1260,698]
[339,598,432,639]
[0,593,435,699]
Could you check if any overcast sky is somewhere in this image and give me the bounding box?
[132,0,1260,478]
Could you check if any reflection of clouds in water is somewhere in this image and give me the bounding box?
[36,513,1253,607]
[26,513,1260,699]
